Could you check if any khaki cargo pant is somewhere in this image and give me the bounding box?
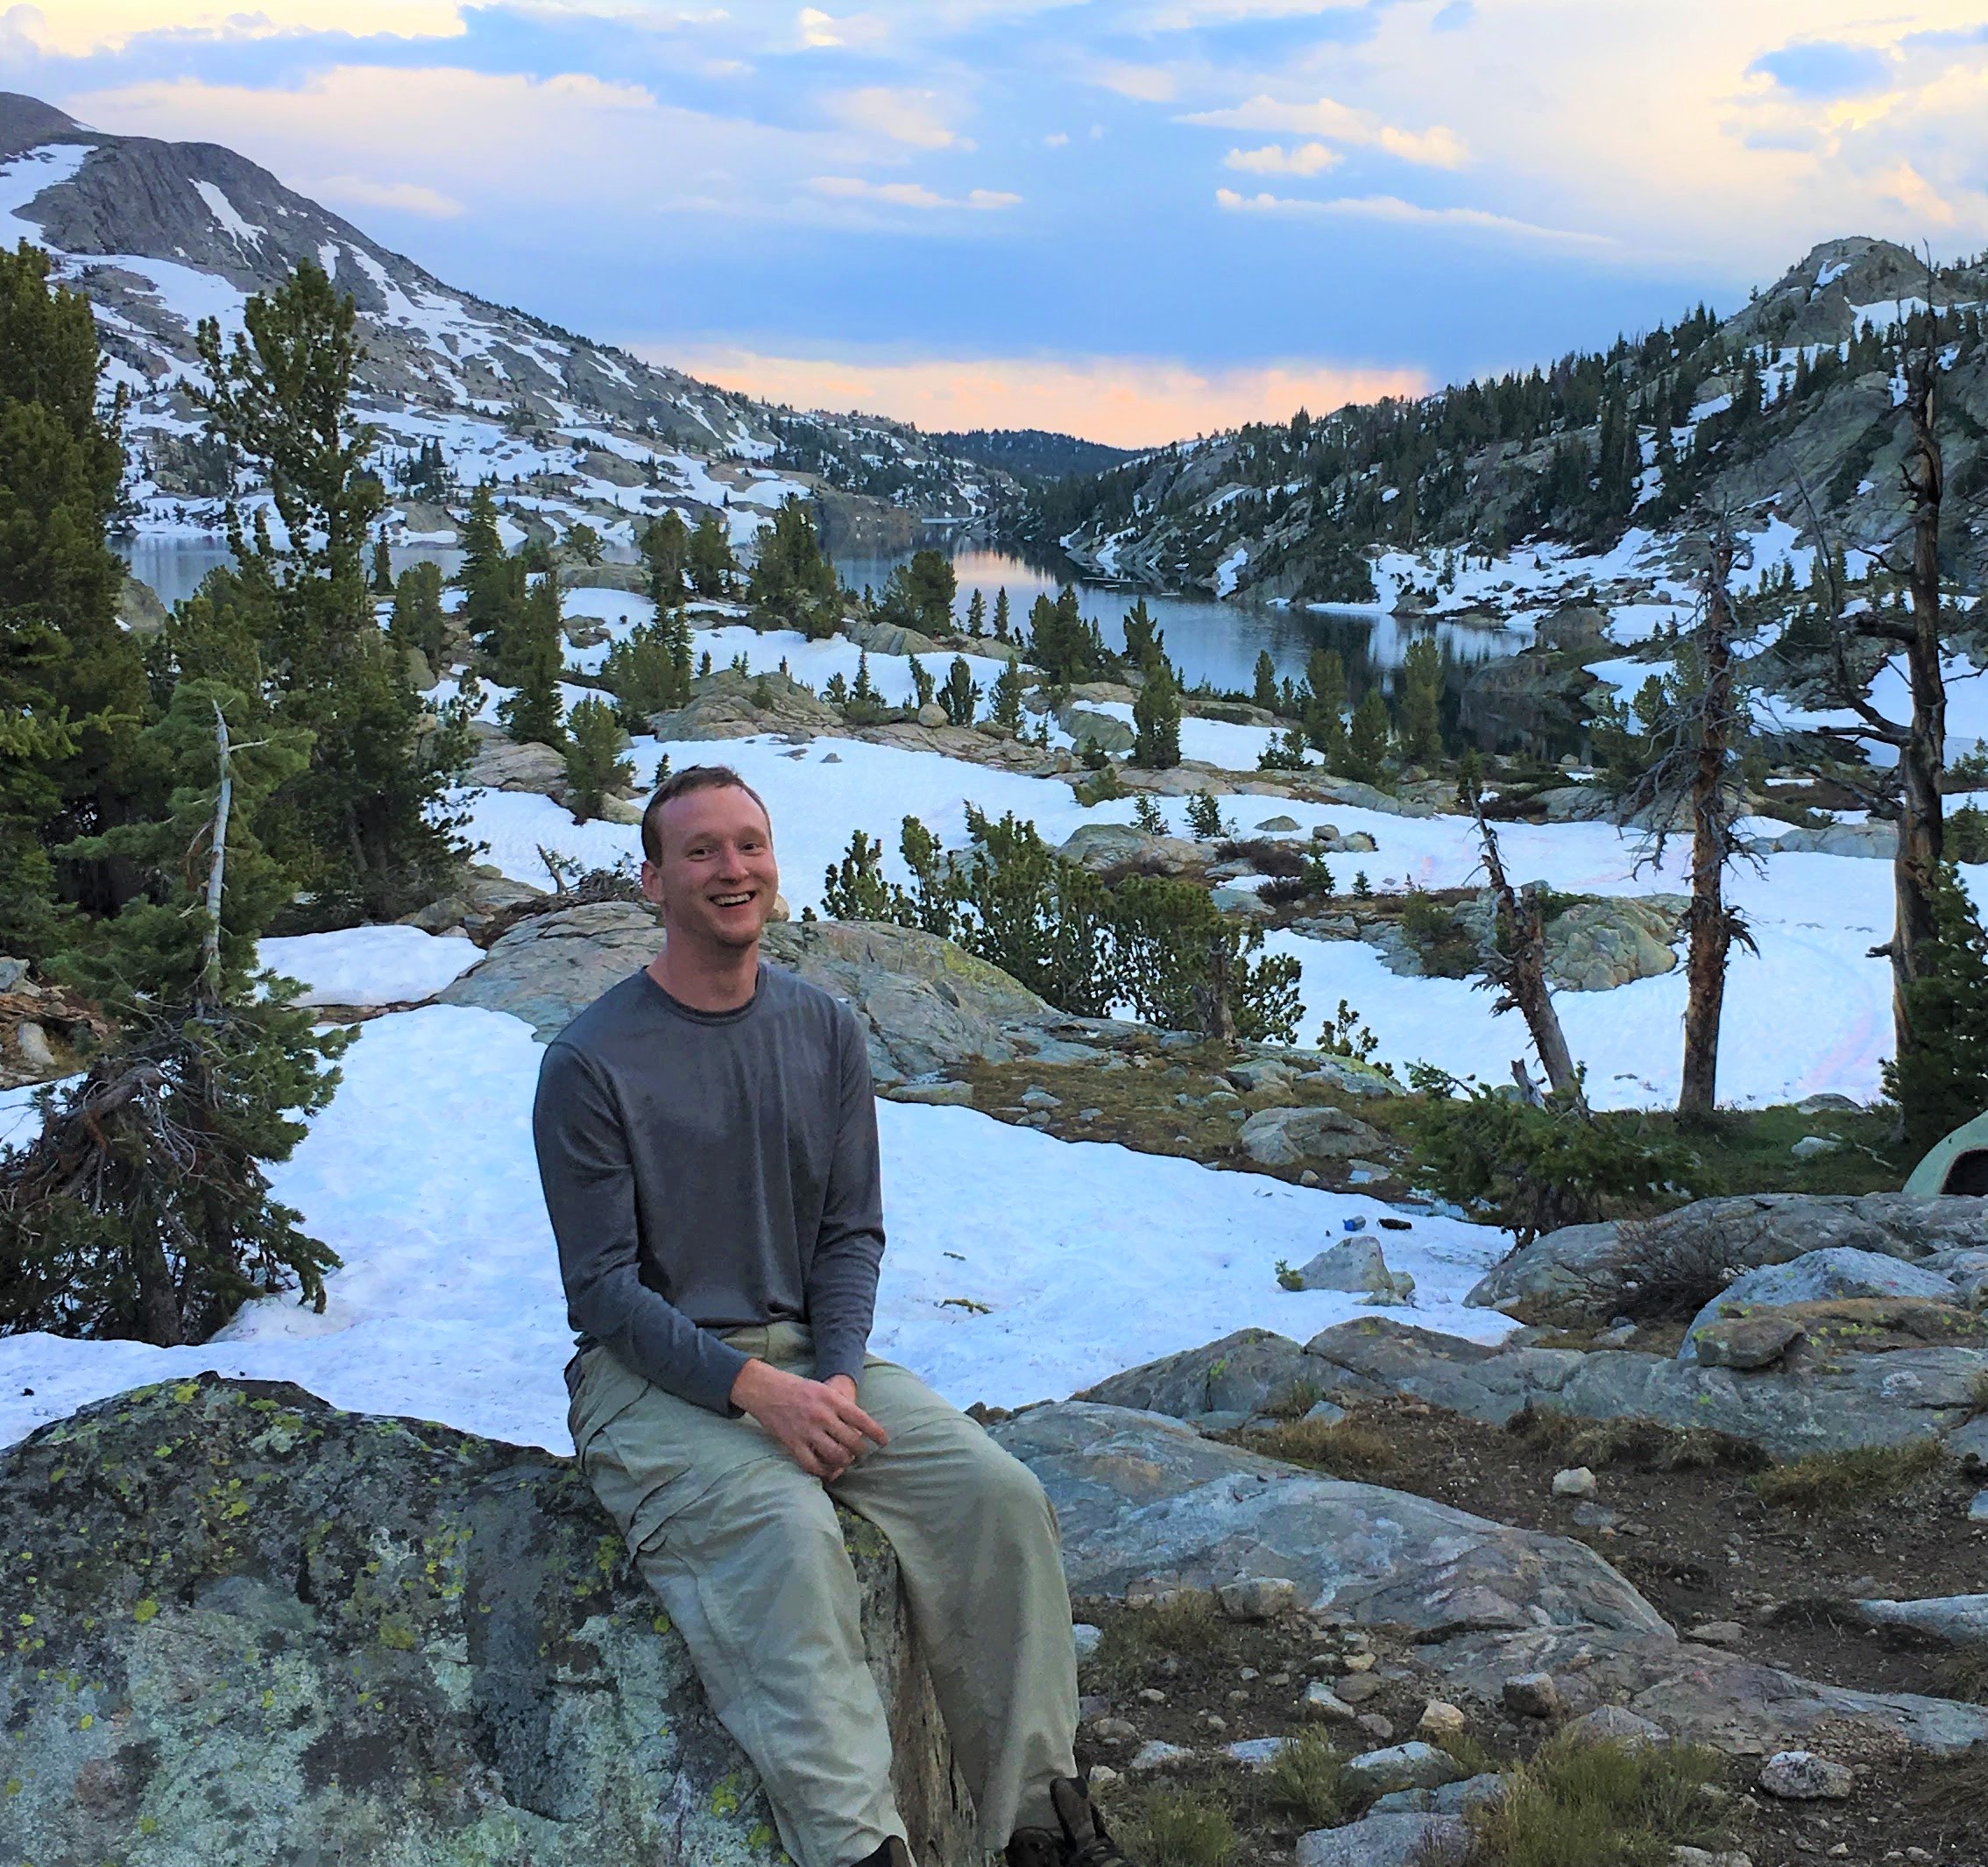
[567,1322,1079,1867]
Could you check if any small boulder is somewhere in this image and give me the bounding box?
[1502,1673,1560,1718]
[1680,1248,1960,1361]
[1217,1576,1298,1621]
[1128,1739,1195,1773]
[1227,1058,1297,1094]
[1238,1105,1386,1168]
[1297,1813,1468,1867]
[1687,1313,1805,1370]
[1756,1750,1853,1800]
[1563,1705,1670,1748]
[1789,1135,1843,1160]
[1287,1237,1415,1303]
[1552,1467,1597,1499]
[1341,1741,1467,1797]
[1302,1681,1359,1722]
[1256,815,1300,832]
[1418,1701,1467,1740]
[916,702,948,729]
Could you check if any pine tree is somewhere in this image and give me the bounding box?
[939,655,980,727]
[1885,863,1988,1151]
[991,655,1025,732]
[0,242,148,948]
[1029,585,1106,684]
[966,589,987,637]
[640,508,690,605]
[457,483,506,638]
[746,496,839,637]
[1133,659,1182,768]
[908,654,935,709]
[850,649,879,710]
[386,559,448,668]
[1347,687,1391,782]
[563,695,633,823]
[686,509,736,597]
[4,680,347,1347]
[1252,649,1277,711]
[499,576,566,746]
[1397,636,1443,765]
[1303,647,1348,768]
[195,260,466,922]
[993,586,1011,642]
[369,527,393,595]
[1121,598,1164,674]
[600,612,691,720]
[564,521,604,566]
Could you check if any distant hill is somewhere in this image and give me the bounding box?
[1018,237,1988,602]
[929,428,1139,483]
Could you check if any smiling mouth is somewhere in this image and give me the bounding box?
[711,892,755,908]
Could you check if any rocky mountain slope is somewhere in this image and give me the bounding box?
[1022,237,1988,605]
[0,90,1013,546]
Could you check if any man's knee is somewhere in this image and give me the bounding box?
[960,1434,1056,1543]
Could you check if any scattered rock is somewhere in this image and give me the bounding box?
[1790,1135,1843,1159]
[882,1080,975,1107]
[1775,820,1897,859]
[1128,1739,1195,1773]
[463,726,570,798]
[1757,1750,1854,1800]
[1076,1329,1314,1421]
[15,1020,53,1070]
[1020,1086,1063,1111]
[1072,1623,1102,1660]
[1256,815,1300,832]
[1686,1622,1746,1648]
[1055,824,1205,875]
[916,702,948,729]
[647,668,842,742]
[1502,1673,1560,1718]
[1297,1813,1469,1867]
[0,1377,972,1867]
[1563,1706,1671,1748]
[1302,1681,1358,1722]
[1237,1105,1388,1168]
[1341,1741,1468,1797]
[1552,1467,1598,1499]
[1226,1058,1297,1094]
[1286,1237,1415,1302]
[1418,1701,1467,1739]
[1970,1490,1988,1524]
[1217,1577,1298,1621]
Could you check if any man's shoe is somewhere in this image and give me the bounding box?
[852,1839,913,1867]
[1005,1777,1135,1867]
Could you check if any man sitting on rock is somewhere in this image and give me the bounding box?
[534,763,1128,1867]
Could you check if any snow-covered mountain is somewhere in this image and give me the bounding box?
[0,91,1008,550]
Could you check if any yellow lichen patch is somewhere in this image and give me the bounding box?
[132,1600,159,1624]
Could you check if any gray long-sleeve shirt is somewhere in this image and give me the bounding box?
[532,963,885,1415]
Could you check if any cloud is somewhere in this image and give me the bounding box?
[809,176,1019,210]
[6,1,465,54]
[825,86,970,150]
[1749,39,1896,98]
[1224,141,1341,176]
[640,345,1427,448]
[309,174,464,216]
[795,8,888,50]
[1133,0,1371,28]
[1215,187,1613,249]
[1431,2,1474,30]
[1181,95,1468,168]
[1090,62,1178,103]
[1878,159,1957,226]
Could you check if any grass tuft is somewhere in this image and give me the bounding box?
[1510,1408,1766,1475]
[1751,1437,1944,1512]
[1263,1378,1326,1421]
[1467,1735,1727,1867]
[1094,1590,1222,1673]
[1248,1418,1397,1476]
[1123,1788,1237,1867]
[1263,1728,1348,1826]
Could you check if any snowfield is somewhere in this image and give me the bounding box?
[0,1005,1514,1455]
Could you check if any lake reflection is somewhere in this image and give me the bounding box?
[119,535,1525,700]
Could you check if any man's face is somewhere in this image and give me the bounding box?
[641,785,780,952]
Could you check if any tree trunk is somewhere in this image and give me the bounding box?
[1679,534,1739,1119]
[1891,344,1947,1069]
[1475,809,1586,1110]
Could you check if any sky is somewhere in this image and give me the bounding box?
[6,3,1988,446]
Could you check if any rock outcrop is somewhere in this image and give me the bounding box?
[989,1401,1988,1757]
[647,668,843,742]
[439,902,1136,1079]
[1465,1192,1988,1327]
[0,1376,972,1867]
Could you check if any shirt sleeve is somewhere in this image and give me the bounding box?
[806,1008,886,1387]
[533,1039,750,1417]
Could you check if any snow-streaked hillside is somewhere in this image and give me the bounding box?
[0,90,1007,552]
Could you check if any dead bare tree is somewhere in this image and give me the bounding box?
[1619,521,1759,1118]
[1471,799,1587,1111]
[1798,267,1953,1081]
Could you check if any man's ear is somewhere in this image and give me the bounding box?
[639,859,665,906]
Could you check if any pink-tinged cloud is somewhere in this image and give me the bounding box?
[1182,95,1468,169]
[635,348,1428,449]
[1215,188,1615,250]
